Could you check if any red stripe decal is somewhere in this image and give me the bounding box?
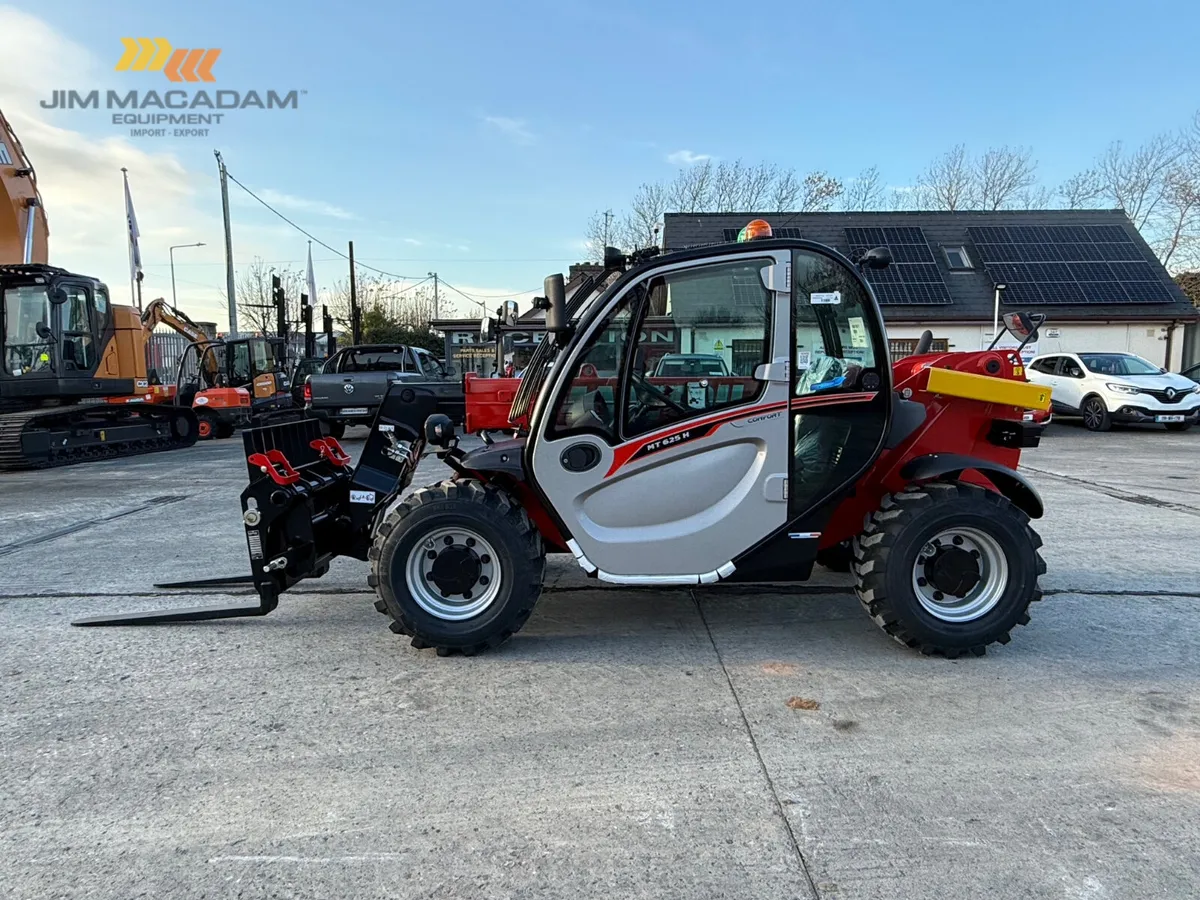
[603,391,878,477]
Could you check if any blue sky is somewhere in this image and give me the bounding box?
[3,0,1198,325]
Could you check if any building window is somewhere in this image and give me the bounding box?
[943,246,973,270]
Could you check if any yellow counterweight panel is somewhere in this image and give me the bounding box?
[925,367,1051,411]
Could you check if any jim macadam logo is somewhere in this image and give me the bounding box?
[116,38,220,83]
[39,38,302,139]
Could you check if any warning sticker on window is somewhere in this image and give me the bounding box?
[810,291,841,305]
[848,316,868,348]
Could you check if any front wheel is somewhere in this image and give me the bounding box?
[194,410,218,441]
[852,481,1045,658]
[368,480,545,655]
[1082,396,1111,432]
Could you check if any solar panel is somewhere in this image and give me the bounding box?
[844,226,953,305]
[967,223,1171,304]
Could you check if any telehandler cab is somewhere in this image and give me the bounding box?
[79,223,1052,659]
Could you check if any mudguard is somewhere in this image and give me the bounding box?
[900,453,1043,519]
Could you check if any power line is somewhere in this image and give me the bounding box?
[438,278,538,309]
[222,168,428,282]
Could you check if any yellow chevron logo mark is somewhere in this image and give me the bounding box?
[115,37,174,72]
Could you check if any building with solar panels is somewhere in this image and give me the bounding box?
[662,210,1199,370]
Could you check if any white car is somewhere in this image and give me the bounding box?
[1027,352,1200,432]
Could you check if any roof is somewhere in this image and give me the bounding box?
[663,209,1199,323]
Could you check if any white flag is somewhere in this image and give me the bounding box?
[306,242,318,306]
[123,169,142,283]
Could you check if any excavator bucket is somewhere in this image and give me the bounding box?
[73,385,440,626]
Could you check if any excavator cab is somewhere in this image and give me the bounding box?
[225,336,291,413]
[1,264,127,401]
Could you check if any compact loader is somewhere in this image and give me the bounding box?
[79,225,1053,658]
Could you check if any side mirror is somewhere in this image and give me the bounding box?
[480,316,496,343]
[443,365,456,378]
[35,321,55,341]
[1003,311,1035,339]
[860,247,892,270]
[544,273,568,335]
[502,300,519,327]
[49,287,68,305]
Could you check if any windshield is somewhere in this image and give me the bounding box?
[3,285,53,375]
[656,356,728,377]
[1079,354,1161,376]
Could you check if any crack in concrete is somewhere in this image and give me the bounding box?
[691,588,823,900]
[1023,465,1200,519]
[0,495,190,558]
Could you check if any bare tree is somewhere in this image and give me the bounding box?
[1096,134,1182,229]
[916,144,975,211]
[666,159,715,213]
[326,276,452,333]
[769,169,801,211]
[798,171,843,212]
[976,146,1038,210]
[842,166,885,211]
[235,257,306,335]
[1058,169,1104,209]
[1017,185,1054,209]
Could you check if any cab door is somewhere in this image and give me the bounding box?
[529,250,792,583]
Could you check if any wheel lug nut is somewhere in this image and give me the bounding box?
[427,550,437,560]
[933,591,944,601]
[480,554,491,564]
[443,536,454,546]
[463,590,472,600]
[479,575,489,585]
[466,537,476,547]
[917,577,927,587]
[971,550,980,558]
[952,536,964,546]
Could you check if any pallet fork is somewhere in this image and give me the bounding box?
[73,388,439,627]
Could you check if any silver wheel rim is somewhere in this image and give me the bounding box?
[1084,400,1104,429]
[405,527,502,621]
[911,526,1009,623]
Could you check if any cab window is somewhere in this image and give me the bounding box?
[790,249,888,517]
[3,285,53,375]
[61,285,95,371]
[620,259,772,439]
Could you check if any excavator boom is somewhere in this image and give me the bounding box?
[0,110,48,266]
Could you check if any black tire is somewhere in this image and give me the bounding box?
[1081,395,1111,432]
[325,421,346,439]
[368,479,545,655]
[215,420,236,440]
[815,540,854,572]
[1165,422,1192,432]
[194,410,218,441]
[852,481,1045,658]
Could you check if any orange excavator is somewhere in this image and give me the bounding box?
[0,108,199,468]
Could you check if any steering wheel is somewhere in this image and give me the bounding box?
[629,370,689,415]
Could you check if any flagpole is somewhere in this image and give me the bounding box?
[121,168,136,308]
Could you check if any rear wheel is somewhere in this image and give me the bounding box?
[325,421,346,439]
[215,420,235,439]
[852,481,1045,658]
[194,410,217,441]
[1165,422,1192,432]
[1081,396,1111,432]
[368,480,545,655]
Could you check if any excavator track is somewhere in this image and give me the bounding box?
[0,403,198,471]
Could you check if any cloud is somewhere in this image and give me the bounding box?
[666,150,712,166]
[257,188,354,220]
[403,237,423,246]
[482,115,536,145]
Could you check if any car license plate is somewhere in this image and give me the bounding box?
[1155,414,1185,423]
[340,407,369,416]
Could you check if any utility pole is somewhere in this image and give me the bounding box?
[348,240,361,344]
[215,151,238,334]
[603,209,613,249]
[428,271,439,321]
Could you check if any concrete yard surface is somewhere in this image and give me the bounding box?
[1,423,1198,899]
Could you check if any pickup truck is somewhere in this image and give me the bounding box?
[304,344,464,437]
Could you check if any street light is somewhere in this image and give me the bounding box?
[992,283,1007,342]
[169,242,206,307]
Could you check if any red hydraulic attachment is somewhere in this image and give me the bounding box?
[247,448,301,485]
[310,436,352,467]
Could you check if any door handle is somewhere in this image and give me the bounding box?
[560,443,601,472]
